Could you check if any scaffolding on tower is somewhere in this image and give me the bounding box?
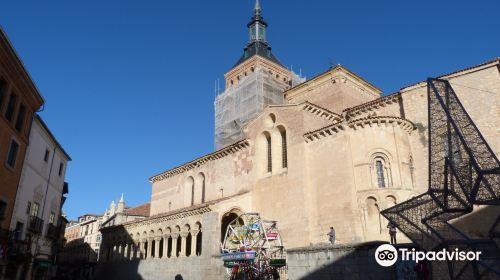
[214,66,304,150]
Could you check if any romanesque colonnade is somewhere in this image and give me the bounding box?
[102,222,202,262]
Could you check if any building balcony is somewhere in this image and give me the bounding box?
[28,216,44,233]
[46,223,59,240]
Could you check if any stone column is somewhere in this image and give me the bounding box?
[132,242,138,260]
[139,239,146,259]
[361,205,368,240]
[122,243,127,260]
[179,232,188,257]
[129,243,133,259]
[120,243,127,260]
[190,230,199,256]
[154,237,161,258]
[148,238,153,259]
[171,233,179,258]
[124,243,129,260]
[120,243,127,261]
[111,244,117,262]
[134,241,139,259]
[114,244,118,261]
[162,235,170,258]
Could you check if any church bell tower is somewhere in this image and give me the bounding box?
[214,0,303,149]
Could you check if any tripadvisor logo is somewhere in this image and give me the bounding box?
[374,244,482,267]
[375,244,398,267]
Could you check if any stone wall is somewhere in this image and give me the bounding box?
[95,254,226,280]
[286,242,395,280]
[97,211,227,280]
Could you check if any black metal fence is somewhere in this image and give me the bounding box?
[381,78,500,280]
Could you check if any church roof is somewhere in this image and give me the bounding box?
[125,203,150,217]
[233,41,284,68]
[284,64,383,98]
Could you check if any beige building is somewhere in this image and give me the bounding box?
[7,115,70,280]
[97,2,500,280]
[63,220,80,244]
[59,196,149,278]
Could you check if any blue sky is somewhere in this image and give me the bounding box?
[1,0,499,220]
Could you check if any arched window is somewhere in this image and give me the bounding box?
[193,173,205,205]
[265,132,272,173]
[278,126,287,169]
[151,239,156,258]
[371,154,391,188]
[200,173,206,203]
[159,237,164,258]
[364,197,382,237]
[366,197,379,217]
[196,223,202,256]
[185,177,195,206]
[375,157,386,188]
[386,195,397,208]
[167,235,172,258]
[191,183,194,205]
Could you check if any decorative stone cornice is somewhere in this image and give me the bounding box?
[304,122,345,143]
[302,102,342,122]
[348,116,415,133]
[149,140,250,183]
[304,116,415,143]
[343,92,401,118]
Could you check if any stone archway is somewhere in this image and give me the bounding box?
[220,211,243,244]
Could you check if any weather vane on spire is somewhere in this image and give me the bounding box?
[254,0,261,16]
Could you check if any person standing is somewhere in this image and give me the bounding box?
[387,221,397,244]
[327,227,336,244]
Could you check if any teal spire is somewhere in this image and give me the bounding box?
[248,0,267,42]
[233,0,284,68]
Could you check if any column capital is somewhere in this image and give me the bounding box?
[155,237,162,242]
[179,231,189,238]
[190,229,200,236]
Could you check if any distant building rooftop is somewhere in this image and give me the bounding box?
[125,203,150,217]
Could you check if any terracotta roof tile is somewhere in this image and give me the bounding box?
[125,203,150,217]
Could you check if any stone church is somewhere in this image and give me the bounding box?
[98,1,500,279]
